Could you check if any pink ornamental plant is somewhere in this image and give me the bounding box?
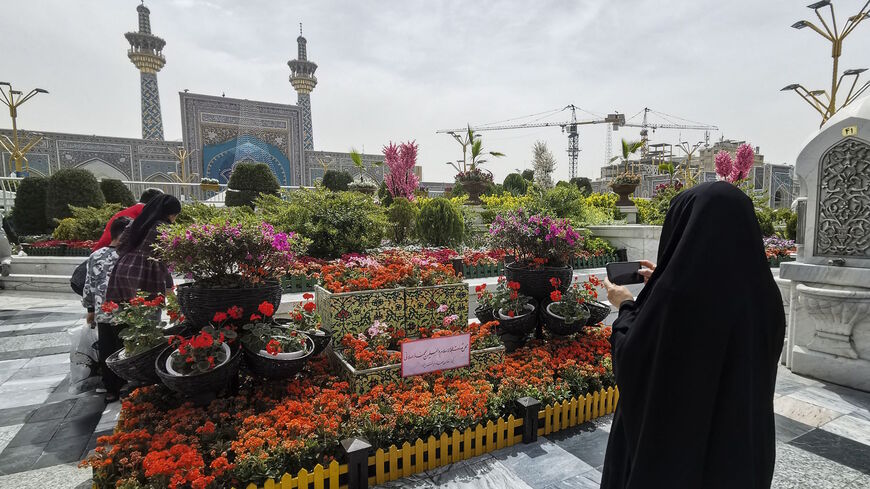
[383,141,420,200]
[715,143,755,183]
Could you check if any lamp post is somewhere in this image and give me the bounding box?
[782,1,870,125]
[0,83,48,176]
[676,140,703,187]
[168,146,199,183]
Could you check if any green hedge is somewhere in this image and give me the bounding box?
[100,179,135,206]
[226,162,280,208]
[416,197,464,247]
[53,204,124,241]
[12,177,51,235]
[321,170,353,192]
[46,169,106,225]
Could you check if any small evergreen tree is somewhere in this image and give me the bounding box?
[503,173,528,196]
[532,141,556,189]
[569,177,593,196]
[321,169,353,191]
[225,162,280,208]
[416,198,464,247]
[46,169,105,224]
[521,169,535,181]
[12,176,50,235]
[100,179,136,206]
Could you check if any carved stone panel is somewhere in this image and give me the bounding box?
[815,138,870,257]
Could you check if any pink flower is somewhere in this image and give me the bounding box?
[731,144,755,182]
[436,304,449,313]
[383,141,420,200]
[442,314,459,327]
[714,151,733,181]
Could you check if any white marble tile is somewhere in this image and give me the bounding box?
[0,323,33,333]
[0,462,92,489]
[774,396,842,428]
[790,386,870,417]
[0,374,67,393]
[820,414,870,447]
[23,353,69,368]
[0,423,23,453]
[0,332,70,353]
[429,456,533,489]
[0,358,28,371]
[493,439,595,488]
[0,388,52,409]
[771,442,867,489]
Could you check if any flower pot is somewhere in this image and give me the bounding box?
[584,300,611,326]
[496,303,536,336]
[302,327,333,356]
[106,339,168,385]
[461,179,488,204]
[243,336,314,379]
[474,305,495,324]
[503,262,572,302]
[450,258,464,277]
[176,280,282,328]
[156,344,241,397]
[611,183,638,207]
[165,343,231,376]
[543,302,589,336]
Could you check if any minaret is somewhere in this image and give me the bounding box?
[125,2,166,140]
[288,24,318,150]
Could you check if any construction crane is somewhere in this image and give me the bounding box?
[619,107,718,158]
[437,105,625,179]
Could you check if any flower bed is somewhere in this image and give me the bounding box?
[85,328,614,489]
[22,239,95,256]
[764,237,796,267]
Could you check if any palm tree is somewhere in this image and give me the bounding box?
[658,161,676,186]
[447,125,505,175]
[609,139,644,174]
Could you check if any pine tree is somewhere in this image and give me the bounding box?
[532,141,556,189]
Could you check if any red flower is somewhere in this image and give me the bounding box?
[508,281,521,291]
[265,339,282,356]
[549,277,561,288]
[294,313,303,322]
[475,283,487,293]
[227,306,243,320]
[250,314,262,322]
[508,310,515,317]
[303,302,316,313]
[101,301,119,313]
[212,312,228,323]
[550,290,562,302]
[303,293,314,300]
[258,301,275,317]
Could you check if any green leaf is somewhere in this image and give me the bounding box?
[197,360,211,371]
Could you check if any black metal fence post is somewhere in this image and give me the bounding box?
[341,437,372,489]
[516,397,541,444]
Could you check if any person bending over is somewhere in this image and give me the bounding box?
[92,187,163,251]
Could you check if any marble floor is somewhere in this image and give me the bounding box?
[0,289,868,489]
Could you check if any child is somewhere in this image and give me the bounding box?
[83,216,131,402]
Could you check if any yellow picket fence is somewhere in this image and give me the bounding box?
[237,386,619,489]
[538,386,619,436]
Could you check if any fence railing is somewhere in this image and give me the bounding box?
[0,176,314,211]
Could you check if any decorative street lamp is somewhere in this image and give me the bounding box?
[168,145,199,183]
[0,82,48,176]
[781,1,870,126]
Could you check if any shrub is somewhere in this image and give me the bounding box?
[174,201,252,226]
[503,173,528,196]
[585,236,616,255]
[225,162,280,208]
[756,206,775,237]
[52,204,124,241]
[785,211,797,240]
[100,179,135,206]
[490,209,583,266]
[11,176,50,235]
[255,189,387,259]
[321,169,353,192]
[377,181,393,206]
[387,197,417,245]
[569,177,593,196]
[416,197,464,247]
[479,193,537,223]
[541,186,584,220]
[46,168,105,224]
[521,169,535,181]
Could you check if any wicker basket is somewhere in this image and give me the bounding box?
[106,340,167,385]
[496,302,537,336]
[542,302,589,336]
[243,336,314,379]
[176,281,282,327]
[155,344,242,397]
[585,300,611,326]
[503,262,572,302]
[474,305,495,324]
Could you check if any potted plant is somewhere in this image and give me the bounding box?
[542,277,593,336]
[283,293,332,356]
[104,294,175,385]
[240,301,315,379]
[156,321,240,398]
[474,283,497,324]
[347,149,379,195]
[447,126,504,204]
[155,219,309,327]
[494,279,536,336]
[490,209,581,302]
[608,139,644,206]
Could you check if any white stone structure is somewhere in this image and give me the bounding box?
[586,225,661,262]
[780,96,870,392]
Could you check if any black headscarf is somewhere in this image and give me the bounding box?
[117,194,181,254]
[601,182,785,489]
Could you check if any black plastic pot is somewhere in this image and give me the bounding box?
[176,280,282,328]
[474,305,495,324]
[496,302,537,336]
[542,302,589,336]
[106,340,168,385]
[503,262,572,302]
[155,344,242,398]
[243,336,314,380]
[585,300,612,326]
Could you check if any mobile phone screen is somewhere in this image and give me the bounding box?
[606,261,643,286]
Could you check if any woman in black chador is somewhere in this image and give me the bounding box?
[601,181,785,488]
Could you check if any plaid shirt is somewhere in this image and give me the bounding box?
[106,225,173,301]
[82,246,119,323]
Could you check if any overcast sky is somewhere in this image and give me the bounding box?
[3,0,869,182]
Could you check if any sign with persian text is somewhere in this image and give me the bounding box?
[400,333,471,377]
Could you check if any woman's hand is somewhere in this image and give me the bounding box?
[603,278,634,309]
[638,259,656,283]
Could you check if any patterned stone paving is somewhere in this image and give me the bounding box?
[0,290,867,488]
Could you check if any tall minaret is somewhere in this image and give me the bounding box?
[125,2,166,140]
[288,24,318,150]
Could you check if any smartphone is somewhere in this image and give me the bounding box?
[606,261,644,286]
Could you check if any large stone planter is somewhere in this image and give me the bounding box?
[331,345,505,393]
[314,283,468,337]
[461,180,489,204]
[610,183,638,206]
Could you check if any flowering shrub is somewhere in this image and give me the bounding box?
[240,302,307,355]
[168,325,237,375]
[155,219,309,287]
[715,143,755,183]
[340,320,404,369]
[548,276,601,324]
[383,141,420,200]
[84,327,613,488]
[475,283,497,311]
[764,236,796,258]
[287,293,320,331]
[489,209,583,267]
[319,260,459,293]
[455,166,493,183]
[102,293,176,357]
